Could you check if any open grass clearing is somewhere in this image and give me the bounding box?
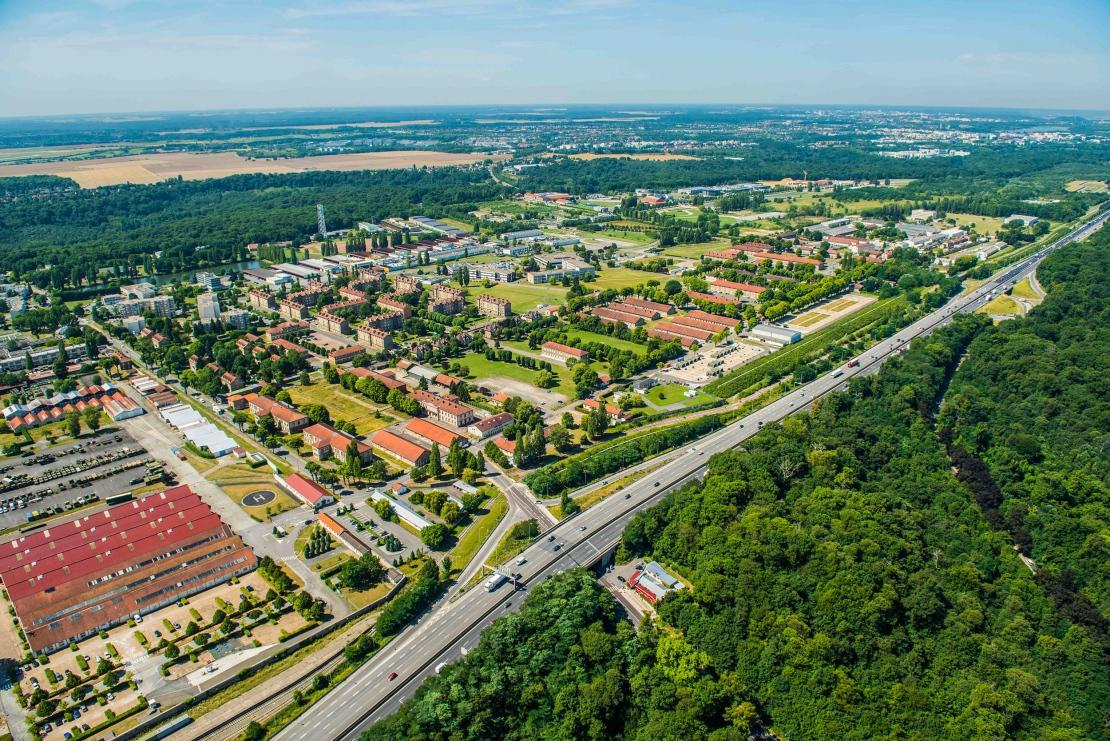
[447,493,507,579]
[459,349,574,398]
[207,462,299,519]
[585,267,655,290]
[1012,277,1042,301]
[977,294,1024,317]
[562,328,647,355]
[644,383,715,408]
[286,382,395,436]
[944,213,1006,235]
[659,240,730,259]
[476,281,567,312]
[1065,179,1108,193]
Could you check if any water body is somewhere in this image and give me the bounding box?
[144,259,260,286]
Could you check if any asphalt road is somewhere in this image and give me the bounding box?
[275,207,1110,741]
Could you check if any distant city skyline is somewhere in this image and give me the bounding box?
[1,0,1107,117]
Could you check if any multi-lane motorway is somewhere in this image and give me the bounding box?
[276,207,1108,741]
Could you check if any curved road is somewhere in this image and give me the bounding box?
[276,207,1109,741]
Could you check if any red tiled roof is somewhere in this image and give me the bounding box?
[371,430,428,465]
[281,473,332,506]
[541,341,587,358]
[405,418,462,448]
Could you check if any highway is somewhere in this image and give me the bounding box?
[275,207,1108,741]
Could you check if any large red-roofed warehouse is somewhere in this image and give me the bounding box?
[0,485,255,653]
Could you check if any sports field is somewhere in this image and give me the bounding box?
[0,150,503,188]
[786,293,876,334]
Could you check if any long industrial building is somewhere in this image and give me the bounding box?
[0,485,256,653]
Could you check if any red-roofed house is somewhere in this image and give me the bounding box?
[279,473,335,510]
[302,423,373,463]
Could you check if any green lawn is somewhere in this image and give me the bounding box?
[448,493,507,579]
[563,328,646,355]
[476,281,568,312]
[977,295,1024,317]
[458,350,574,398]
[590,229,656,244]
[944,213,1006,236]
[661,240,730,259]
[1012,277,1042,301]
[645,383,690,405]
[584,267,656,291]
[286,382,397,436]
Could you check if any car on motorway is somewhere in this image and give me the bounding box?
[388,671,398,681]
[516,556,527,566]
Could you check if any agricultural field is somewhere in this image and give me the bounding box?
[477,281,567,312]
[0,150,503,188]
[286,382,397,436]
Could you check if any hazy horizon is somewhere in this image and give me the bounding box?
[1,0,1107,118]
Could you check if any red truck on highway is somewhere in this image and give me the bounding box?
[847,359,860,368]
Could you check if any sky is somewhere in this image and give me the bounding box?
[0,0,1108,117]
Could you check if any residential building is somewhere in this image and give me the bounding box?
[410,389,476,427]
[316,310,350,335]
[244,393,310,433]
[265,321,309,343]
[428,285,465,315]
[708,279,766,301]
[377,295,412,317]
[467,411,513,439]
[247,289,276,312]
[222,308,250,330]
[405,418,464,449]
[302,422,373,463]
[476,294,511,318]
[197,292,221,326]
[356,325,393,351]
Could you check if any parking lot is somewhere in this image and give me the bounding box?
[664,339,766,385]
[0,428,169,530]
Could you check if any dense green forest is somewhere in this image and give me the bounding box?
[0,168,503,289]
[518,142,1110,195]
[366,260,1110,739]
[940,226,1110,624]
